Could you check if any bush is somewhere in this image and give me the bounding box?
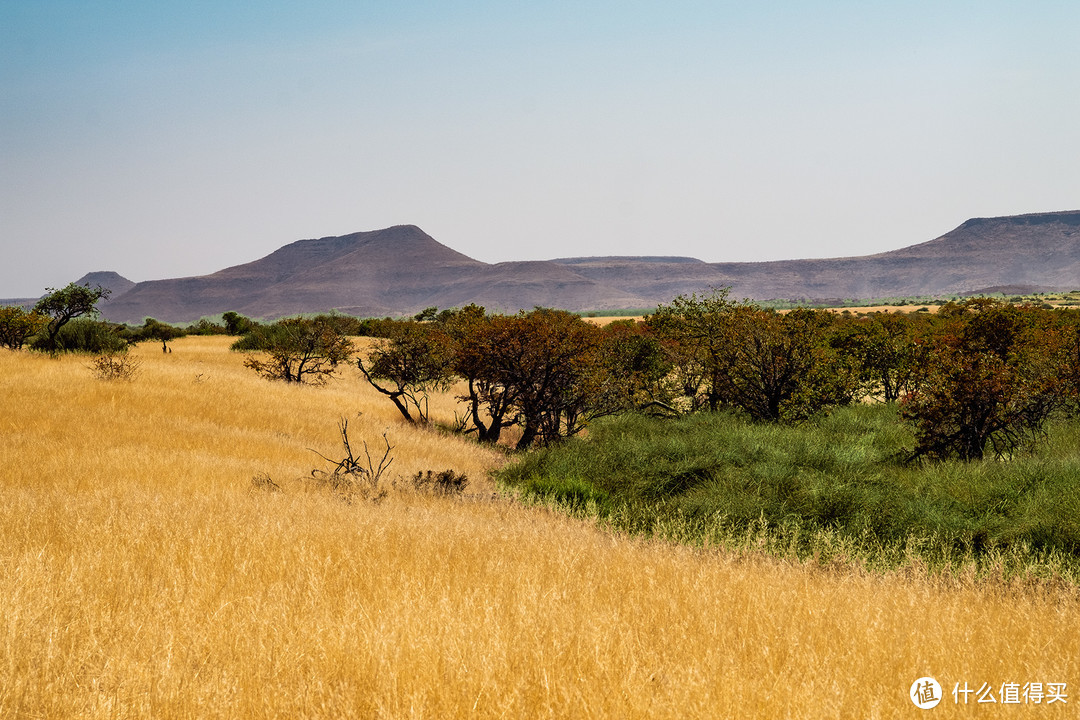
[45,319,129,354]
[87,351,141,381]
[307,419,394,503]
[409,469,469,496]
[190,318,228,335]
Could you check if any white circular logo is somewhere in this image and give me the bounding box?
[910,677,942,709]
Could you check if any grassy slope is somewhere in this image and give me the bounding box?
[1,338,1077,718]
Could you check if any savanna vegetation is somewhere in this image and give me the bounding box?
[2,336,1077,718]
[2,286,1079,716]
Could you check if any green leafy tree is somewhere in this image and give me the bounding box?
[243,317,354,384]
[413,306,439,322]
[32,283,111,352]
[139,318,185,352]
[222,311,256,336]
[650,291,849,421]
[647,289,736,412]
[828,311,931,402]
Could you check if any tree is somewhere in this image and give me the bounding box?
[0,305,48,350]
[222,311,255,336]
[357,321,455,423]
[33,283,111,352]
[442,305,521,444]
[461,309,612,449]
[901,299,1060,461]
[139,318,185,352]
[648,289,735,412]
[242,317,354,384]
[1051,308,1080,412]
[902,344,1058,461]
[413,306,439,322]
[592,320,672,415]
[649,292,849,422]
[437,306,629,448]
[714,306,850,422]
[829,311,930,402]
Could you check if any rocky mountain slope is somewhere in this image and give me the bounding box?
[79,210,1080,323]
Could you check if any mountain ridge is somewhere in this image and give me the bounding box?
[30,210,1080,323]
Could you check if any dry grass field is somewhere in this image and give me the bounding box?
[1,337,1076,718]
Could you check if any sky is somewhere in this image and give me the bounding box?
[2,1,1079,297]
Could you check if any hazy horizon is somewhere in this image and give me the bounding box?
[3,2,1079,296]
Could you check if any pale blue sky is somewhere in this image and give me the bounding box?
[2,1,1078,296]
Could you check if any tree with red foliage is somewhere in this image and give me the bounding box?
[901,300,1060,461]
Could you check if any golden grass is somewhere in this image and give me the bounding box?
[1,338,1076,718]
[582,316,645,325]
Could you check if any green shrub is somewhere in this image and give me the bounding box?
[41,318,129,354]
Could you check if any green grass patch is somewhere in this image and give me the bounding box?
[496,405,1080,581]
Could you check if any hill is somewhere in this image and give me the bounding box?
[552,210,1080,302]
[0,270,137,310]
[88,211,1080,323]
[99,225,651,323]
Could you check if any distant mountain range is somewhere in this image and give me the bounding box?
[10,210,1080,323]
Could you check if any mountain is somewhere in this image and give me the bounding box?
[99,225,653,323]
[90,211,1080,323]
[551,211,1080,302]
[0,271,137,310]
[74,271,136,299]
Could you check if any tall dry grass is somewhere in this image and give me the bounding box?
[0,338,1076,718]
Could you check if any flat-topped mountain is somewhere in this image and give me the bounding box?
[550,211,1080,303]
[84,211,1080,323]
